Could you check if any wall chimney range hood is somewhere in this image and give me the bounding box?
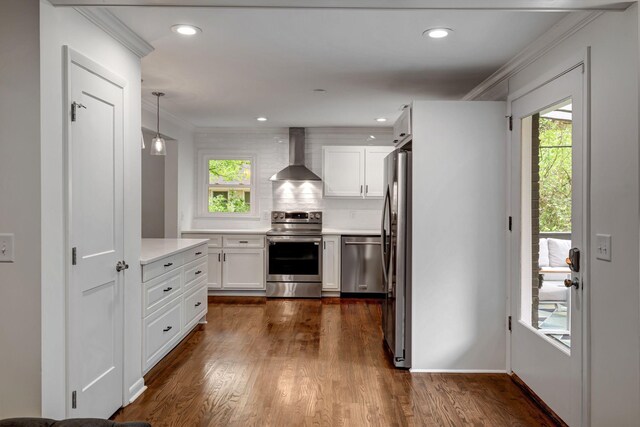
[270,127,321,181]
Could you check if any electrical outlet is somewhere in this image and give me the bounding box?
[0,234,15,263]
[262,211,269,221]
[596,234,612,261]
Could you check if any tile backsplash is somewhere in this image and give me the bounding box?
[189,127,392,231]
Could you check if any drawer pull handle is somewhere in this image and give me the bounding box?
[164,262,173,267]
[195,302,202,307]
[163,287,173,292]
[195,251,202,255]
[239,240,249,244]
[163,326,172,332]
[195,270,202,275]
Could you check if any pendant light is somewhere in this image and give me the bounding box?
[150,91,166,156]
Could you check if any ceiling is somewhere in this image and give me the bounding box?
[109,6,570,127]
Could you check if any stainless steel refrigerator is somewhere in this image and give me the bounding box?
[381,148,412,368]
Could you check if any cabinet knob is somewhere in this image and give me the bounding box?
[195,251,202,256]
[163,287,173,292]
[195,270,202,275]
[163,326,172,332]
[195,302,202,307]
[164,262,173,267]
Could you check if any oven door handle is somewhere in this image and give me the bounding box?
[267,236,322,243]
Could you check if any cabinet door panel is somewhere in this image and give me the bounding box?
[365,147,394,198]
[323,147,364,198]
[322,235,341,291]
[207,248,223,290]
[222,249,265,289]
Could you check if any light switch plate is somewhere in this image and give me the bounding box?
[0,234,15,263]
[596,234,612,261]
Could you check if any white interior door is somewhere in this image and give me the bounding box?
[67,50,126,418]
[510,65,586,426]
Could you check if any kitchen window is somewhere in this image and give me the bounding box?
[197,152,257,217]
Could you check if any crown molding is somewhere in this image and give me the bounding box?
[463,11,604,101]
[54,1,633,11]
[74,7,154,58]
[141,98,196,132]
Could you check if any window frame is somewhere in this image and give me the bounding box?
[196,150,258,218]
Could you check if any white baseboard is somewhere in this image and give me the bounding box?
[409,369,508,374]
[127,378,147,404]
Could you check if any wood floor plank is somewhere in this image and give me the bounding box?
[113,297,559,426]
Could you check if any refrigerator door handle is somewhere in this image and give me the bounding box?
[381,188,391,282]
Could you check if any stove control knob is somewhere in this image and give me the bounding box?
[315,213,321,219]
[279,213,285,219]
[273,212,278,219]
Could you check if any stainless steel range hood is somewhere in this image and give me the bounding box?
[270,127,321,181]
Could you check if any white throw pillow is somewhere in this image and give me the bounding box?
[548,238,572,267]
[538,238,549,267]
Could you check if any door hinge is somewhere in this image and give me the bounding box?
[71,102,86,122]
[72,247,77,265]
[508,115,513,131]
[508,316,512,332]
[71,390,77,409]
[508,216,512,232]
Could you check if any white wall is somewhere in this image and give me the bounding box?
[142,106,194,236]
[0,0,42,418]
[411,101,507,372]
[141,131,165,238]
[40,2,143,417]
[190,127,393,231]
[507,7,640,425]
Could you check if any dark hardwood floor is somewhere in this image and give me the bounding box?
[114,297,557,426]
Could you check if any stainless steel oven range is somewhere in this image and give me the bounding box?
[266,211,322,298]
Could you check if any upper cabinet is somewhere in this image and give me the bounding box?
[323,146,394,199]
[393,105,412,145]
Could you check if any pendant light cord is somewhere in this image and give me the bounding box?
[156,94,160,137]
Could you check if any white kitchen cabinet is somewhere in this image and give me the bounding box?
[140,239,208,374]
[186,233,266,292]
[364,147,394,198]
[323,146,365,197]
[207,247,223,290]
[222,249,265,289]
[323,146,393,199]
[322,235,341,291]
[393,105,411,144]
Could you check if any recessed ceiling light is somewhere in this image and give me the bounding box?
[313,89,327,93]
[375,118,387,123]
[171,24,202,36]
[257,117,268,122]
[423,28,452,39]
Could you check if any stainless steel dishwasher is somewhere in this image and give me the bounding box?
[341,235,384,294]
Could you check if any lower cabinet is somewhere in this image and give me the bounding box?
[192,234,265,291]
[141,243,208,374]
[322,235,341,291]
[222,249,265,289]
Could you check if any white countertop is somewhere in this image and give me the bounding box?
[182,228,379,236]
[322,229,380,236]
[181,228,380,236]
[140,238,209,265]
[181,229,270,235]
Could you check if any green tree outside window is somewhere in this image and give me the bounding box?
[208,159,252,213]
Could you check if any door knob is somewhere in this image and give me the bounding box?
[564,278,580,289]
[116,260,128,272]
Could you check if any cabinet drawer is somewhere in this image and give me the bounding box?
[142,252,183,282]
[183,284,208,328]
[183,243,208,265]
[184,258,207,293]
[223,235,264,248]
[143,269,182,317]
[144,297,182,369]
[183,234,223,248]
